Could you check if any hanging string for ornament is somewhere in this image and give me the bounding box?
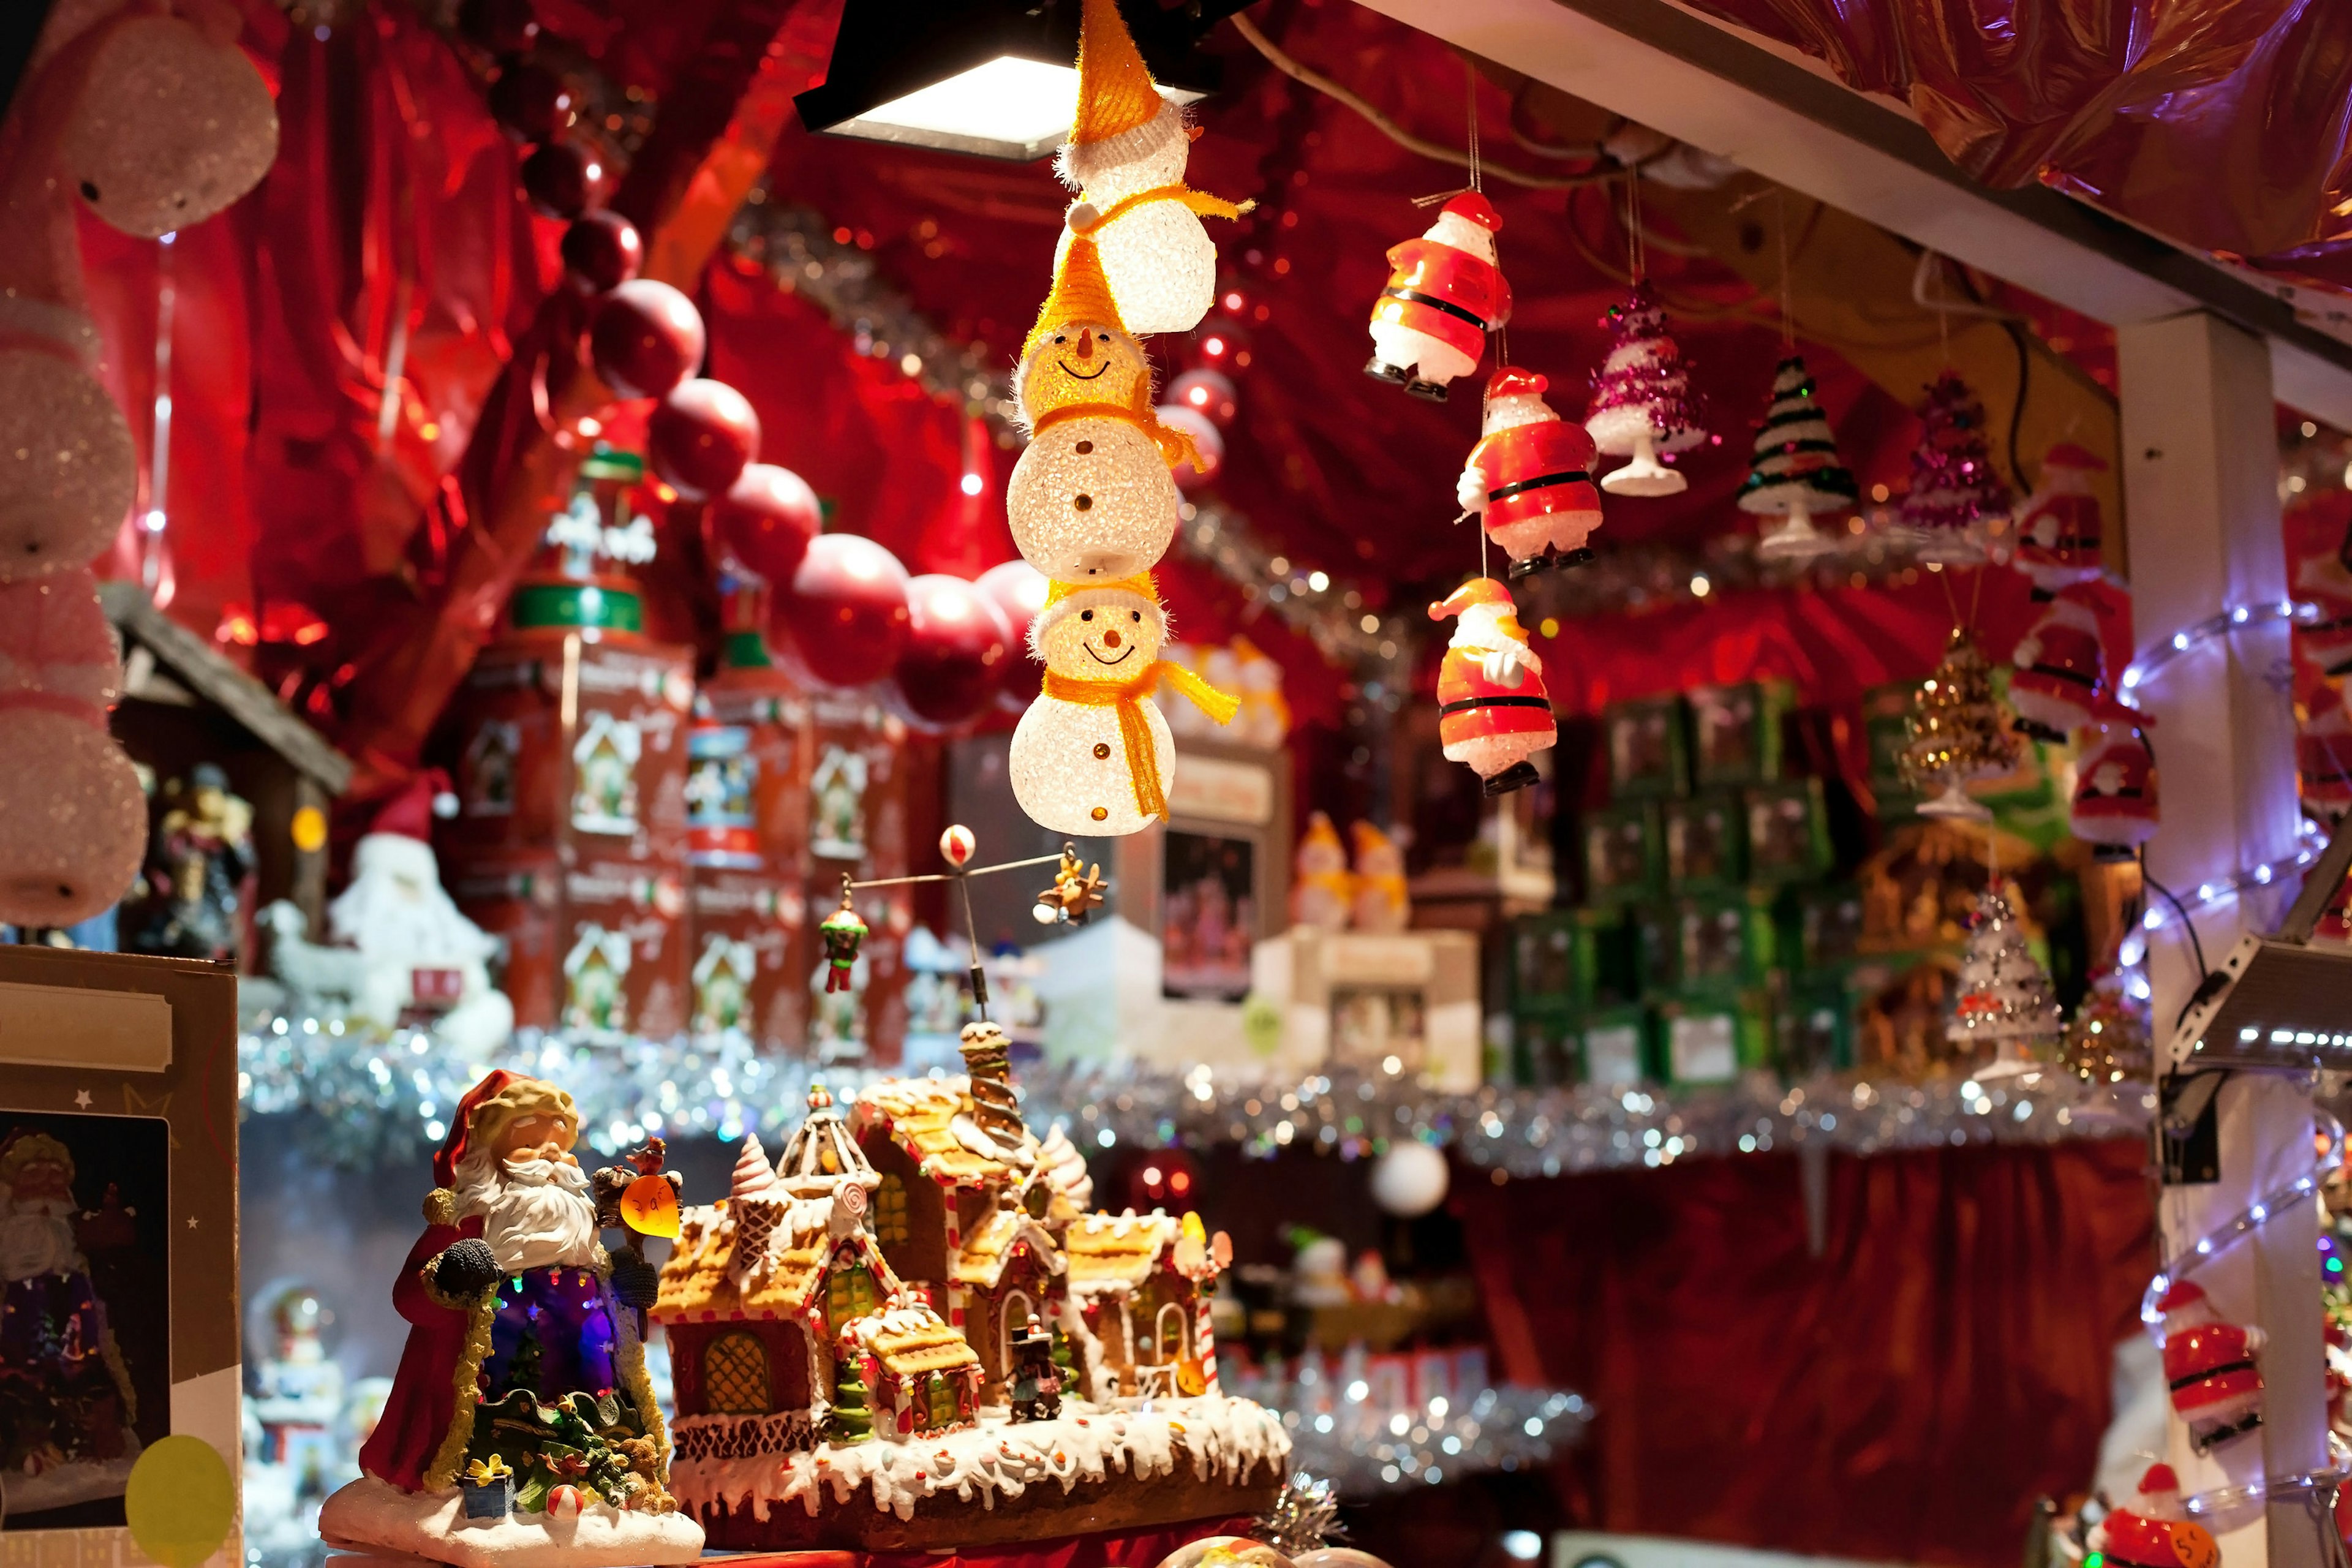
[840,834,1088,1013]
[1775,188,1795,356]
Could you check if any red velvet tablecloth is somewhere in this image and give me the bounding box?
[704,1516,1256,1568]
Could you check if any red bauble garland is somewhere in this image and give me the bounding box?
[774,532,911,692]
[709,463,820,588]
[647,377,759,500]
[560,211,642,293]
[520,140,599,221]
[974,559,1049,710]
[889,574,1013,731]
[589,279,706,401]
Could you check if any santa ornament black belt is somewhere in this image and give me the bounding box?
[1382,286,1488,331]
[2169,1359,2256,1391]
[1440,695,1554,715]
[1488,470,1591,502]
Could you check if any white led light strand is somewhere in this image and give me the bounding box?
[2119,600,2318,695]
[2138,1114,2345,1340]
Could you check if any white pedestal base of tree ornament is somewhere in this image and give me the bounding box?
[318,1477,705,1568]
[1598,437,1686,497]
[1754,509,1839,560]
[0,1450,139,1518]
[1916,779,1994,822]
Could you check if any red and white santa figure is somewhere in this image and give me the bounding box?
[1457,367,1604,579]
[1428,577,1555,796]
[2296,550,2352,679]
[2011,442,2106,597]
[1365,191,1511,402]
[2090,1464,2219,1568]
[2007,586,2106,740]
[2071,700,2158,854]
[2302,680,2352,814]
[2156,1280,2265,1450]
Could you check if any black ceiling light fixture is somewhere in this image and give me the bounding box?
[794,0,1248,164]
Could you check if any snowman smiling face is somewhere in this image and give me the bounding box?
[1038,589,1166,684]
[1021,319,1150,420]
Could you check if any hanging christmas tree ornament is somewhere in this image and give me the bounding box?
[2006,586,2107,740]
[2155,1282,2265,1451]
[1364,191,1510,402]
[1008,228,1186,582]
[818,884,869,993]
[1009,574,1237,835]
[976,559,1052,711]
[1157,404,1223,492]
[1052,0,1251,336]
[1457,367,1604,580]
[1946,888,2061,1077]
[1166,368,1239,429]
[709,462,821,589]
[889,574,1014,732]
[2090,1465,2219,1568]
[1898,630,2018,821]
[1896,373,2012,564]
[1427,577,1556,796]
[589,279,706,401]
[1737,355,1856,560]
[1370,1140,1450,1217]
[1586,284,1706,496]
[488,59,573,143]
[2070,699,2158,855]
[647,377,760,501]
[774,532,911,692]
[2011,442,2106,597]
[59,13,279,240]
[560,211,643,294]
[2060,964,2150,1085]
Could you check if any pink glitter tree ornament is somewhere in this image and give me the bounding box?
[1585,283,1707,497]
[1899,372,2013,564]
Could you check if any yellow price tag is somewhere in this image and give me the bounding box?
[125,1436,236,1568]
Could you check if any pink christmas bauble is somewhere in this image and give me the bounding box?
[488,59,572,143]
[647,379,760,500]
[974,559,1049,710]
[0,714,146,928]
[774,533,910,691]
[709,463,820,587]
[0,569,119,711]
[589,281,705,401]
[560,211,642,293]
[0,351,138,578]
[888,575,1011,731]
[1166,368,1239,428]
[61,15,279,239]
[1157,404,1224,492]
[521,141,600,221]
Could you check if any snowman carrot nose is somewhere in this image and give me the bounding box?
[1104,627,1123,647]
[1073,332,1094,361]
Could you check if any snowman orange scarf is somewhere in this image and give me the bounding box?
[1043,663,1239,818]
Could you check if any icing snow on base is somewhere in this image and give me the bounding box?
[1,1452,138,1517]
[673,1396,1290,1525]
[318,1477,704,1568]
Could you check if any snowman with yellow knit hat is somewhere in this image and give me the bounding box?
[1010,573,1237,835]
[1052,0,1251,336]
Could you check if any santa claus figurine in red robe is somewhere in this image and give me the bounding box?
[2071,700,2158,857]
[1457,366,1604,580]
[2007,586,2106,741]
[320,1072,702,1564]
[2157,1280,2266,1450]
[2012,442,2106,599]
[1429,577,1555,796]
[1365,190,1510,402]
[2091,1463,2218,1568]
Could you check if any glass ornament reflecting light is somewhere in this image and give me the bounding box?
[1009,583,1175,835]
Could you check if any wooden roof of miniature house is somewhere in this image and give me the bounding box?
[949,1206,1065,1291]
[1063,1210,1183,1297]
[853,1076,1033,1187]
[651,1197,898,1324]
[847,1302,982,1380]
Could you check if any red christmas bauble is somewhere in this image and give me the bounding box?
[647,379,760,500]
[1166,368,1238,428]
[889,575,1012,731]
[1188,315,1250,369]
[457,0,538,54]
[521,140,600,221]
[588,280,705,401]
[974,559,1049,710]
[487,59,571,143]
[1157,404,1223,492]
[560,211,641,293]
[1118,1147,1202,1212]
[710,462,820,587]
[775,533,910,691]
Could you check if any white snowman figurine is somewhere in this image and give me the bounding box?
[1009,573,1235,835]
[1007,227,1190,584]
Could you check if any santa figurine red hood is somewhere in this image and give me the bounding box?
[2157,1280,2266,1450]
[2008,587,2107,741]
[1365,190,1510,402]
[1458,366,1604,580]
[2090,1464,2218,1568]
[2071,700,2158,856]
[1428,577,1555,796]
[2012,442,2106,598]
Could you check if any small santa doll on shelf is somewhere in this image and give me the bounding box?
[1457,366,1604,580]
[2071,700,2158,857]
[1428,577,1556,797]
[2011,442,2107,597]
[2157,1280,2265,1451]
[2090,1464,2218,1568]
[1365,191,1510,402]
[2007,587,2107,741]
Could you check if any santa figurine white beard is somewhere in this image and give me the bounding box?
[0,1193,81,1282]
[328,831,514,1056]
[454,1149,603,1276]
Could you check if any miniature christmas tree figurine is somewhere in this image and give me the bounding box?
[1897,374,2013,564]
[1736,355,1856,560]
[1945,888,2061,1076]
[2059,964,2149,1085]
[1585,283,1707,496]
[829,1351,873,1443]
[819,888,869,993]
[1899,630,2019,820]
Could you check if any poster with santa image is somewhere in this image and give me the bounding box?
[0,1114,170,1529]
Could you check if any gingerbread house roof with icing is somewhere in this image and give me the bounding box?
[652,1128,899,1325]
[950,1206,1066,1291]
[852,1076,1030,1188]
[1064,1209,1182,1296]
[844,1298,982,1381]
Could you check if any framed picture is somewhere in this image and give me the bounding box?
[1161,831,1258,1001]
[1113,737,1294,1000]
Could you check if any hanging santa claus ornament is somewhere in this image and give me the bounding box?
[2006,586,2108,741]
[2090,1464,2220,1568]
[1364,191,1510,402]
[1052,0,1251,336]
[2154,1281,2265,1452]
[2295,550,2352,680]
[1008,227,1189,583]
[2302,680,2352,815]
[1456,367,1604,580]
[1737,355,1856,560]
[1428,578,1556,796]
[1008,574,1237,836]
[2012,442,2106,597]
[1586,283,1706,497]
[2071,699,2158,856]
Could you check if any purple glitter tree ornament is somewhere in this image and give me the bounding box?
[1898,372,2013,564]
[1585,283,1707,497]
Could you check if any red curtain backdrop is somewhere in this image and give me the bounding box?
[1459,1138,2154,1568]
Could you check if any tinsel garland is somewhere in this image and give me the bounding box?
[1255,1382,1590,1498]
[1589,283,1705,441]
[237,1014,2152,1170]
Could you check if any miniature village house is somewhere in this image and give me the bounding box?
[1066,1208,1226,1398]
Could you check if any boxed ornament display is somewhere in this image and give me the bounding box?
[1657,990,1770,1085]
[1745,778,1833,884]
[1603,695,1691,800]
[1509,907,1631,1011]
[1580,1003,1654,1087]
[1673,889,1779,988]
[1581,801,1664,903]
[1688,680,1792,788]
[1664,792,1746,889]
[0,948,239,1560]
